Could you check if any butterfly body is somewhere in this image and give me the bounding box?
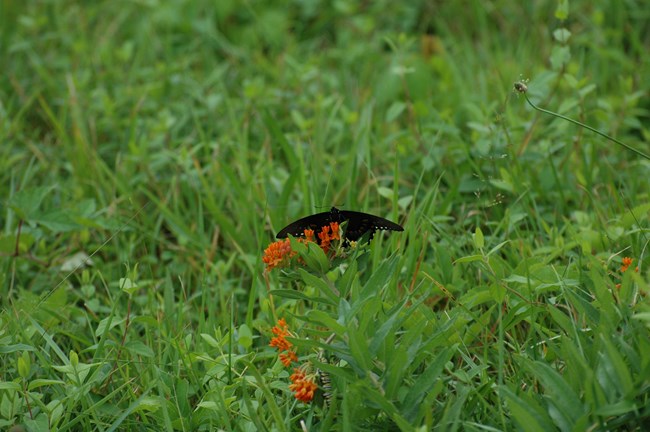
[276,207,403,242]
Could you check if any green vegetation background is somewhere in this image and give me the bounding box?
[1,0,649,431]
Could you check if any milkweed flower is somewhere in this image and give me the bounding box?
[279,351,298,367]
[318,222,340,253]
[616,256,639,289]
[621,257,637,273]
[263,224,342,271]
[269,318,298,367]
[262,239,295,271]
[289,365,318,403]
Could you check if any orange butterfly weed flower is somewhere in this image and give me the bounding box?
[616,257,640,289]
[289,366,318,403]
[621,257,633,273]
[620,257,638,273]
[279,351,298,367]
[263,225,341,271]
[269,318,298,367]
[263,239,295,271]
[317,222,340,253]
[303,229,315,243]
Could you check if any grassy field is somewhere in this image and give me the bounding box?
[2,1,650,430]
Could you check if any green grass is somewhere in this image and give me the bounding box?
[2,0,650,430]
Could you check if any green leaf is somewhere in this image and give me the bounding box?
[95,316,127,337]
[32,209,81,232]
[23,413,50,432]
[0,344,36,354]
[269,289,336,305]
[550,46,571,71]
[489,283,506,303]
[70,350,79,367]
[18,355,30,378]
[524,360,585,426]
[552,28,571,43]
[237,324,253,349]
[385,101,406,122]
[305,310,347,334]
[7,185,55,219]
[336,259,358,298]
[454,254,483,264]
[360,254,399,298]
[597,334,634,397]
[403,346,455,412]
[125,341,155,357]
[298,268,339,302]
[0,381,21,390]
[621,203,650,228]
[28,379,66,390]
[119,277,138,295]
[292,238,330,273]
[500,386,555,432]
[347,323,372,373]
[555,0,569,20]
[473,226,484,249]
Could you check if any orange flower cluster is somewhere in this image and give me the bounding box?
[262,239,295,271]
[289,366,318,403]
[318,222,340,253]
[621,257,638,273]
[616,256,640,289]
[268,319,318,403]
[262,223,341,271]
[269,318,298,367]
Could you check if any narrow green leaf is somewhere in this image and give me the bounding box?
[0,344,35,354]
[454,254,484,264]
[360,254,398,298]
[500,386,555,432]
[524,360,585,425]
[473,226,484,249]
[403,346,455,412]
[28,379,66,390]
[269,289,336,305]
[0,381,21,390]
[347,324,372,373]
[598,334,634,396]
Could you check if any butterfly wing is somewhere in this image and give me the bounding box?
[275,208,403,242]
[339,210,403,241]
[275,211,333,239]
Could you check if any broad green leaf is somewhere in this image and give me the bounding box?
[125,340,155,357]
[555,0,569,20]
[7,186,55,219]
[237,324,253,349]
[553,28,571,43]
[298,268,339,302]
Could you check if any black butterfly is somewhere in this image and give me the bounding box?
[276,207,403,242]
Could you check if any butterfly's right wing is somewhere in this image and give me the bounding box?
[340,210,403,241]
